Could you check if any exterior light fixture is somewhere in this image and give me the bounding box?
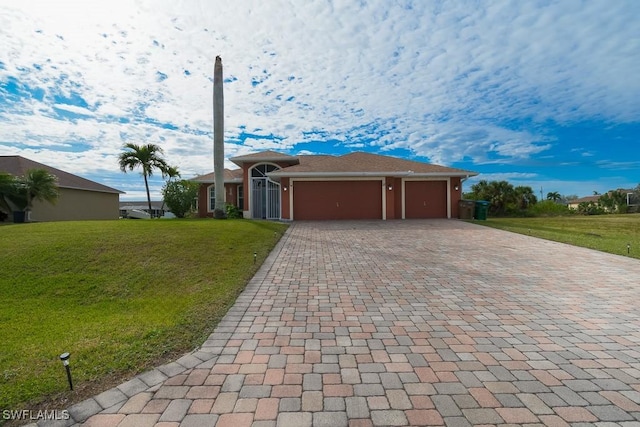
[388,184,393,191]
[454,185,460,191]
[283,186,288,191]
[59,352,73,390]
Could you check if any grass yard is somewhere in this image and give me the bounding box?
[471,214,640,259]
[0,219,287,412]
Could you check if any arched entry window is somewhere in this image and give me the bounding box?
[250,164,280,219]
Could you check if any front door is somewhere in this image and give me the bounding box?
[250,164,281,219]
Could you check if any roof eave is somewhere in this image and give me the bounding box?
[268,171,479,178]
[190,178,243,184]
[230,155,300,167]
[60,185,125,194]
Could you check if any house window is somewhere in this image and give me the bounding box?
[238,185,244,210]
[209,186,215,211]
[251,163,279,177]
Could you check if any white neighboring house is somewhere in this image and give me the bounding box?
[119,201,173,218]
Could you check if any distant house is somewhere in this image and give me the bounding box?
[567,195,601,210]
[0,156,123,222]
[567,189,639,212]
[191,150,478,220]
[119,201,169,218]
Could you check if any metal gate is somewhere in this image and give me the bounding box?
[251,177,280,219]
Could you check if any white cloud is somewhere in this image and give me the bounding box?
[1,0,638,197]
[53,103,95,116]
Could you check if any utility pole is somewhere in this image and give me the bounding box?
[213,56,226,218]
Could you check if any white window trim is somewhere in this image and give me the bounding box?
[207,184,226,213]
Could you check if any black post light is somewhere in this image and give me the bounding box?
[59,352,73,390]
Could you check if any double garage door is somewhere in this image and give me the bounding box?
[293,181,382,220]
[292,180,447,220]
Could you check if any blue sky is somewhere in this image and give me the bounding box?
[0,0,638,201]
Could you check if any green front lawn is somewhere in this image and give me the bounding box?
[472,214,640,259]
[0,219,287,411]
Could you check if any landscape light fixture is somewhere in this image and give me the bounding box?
[254,252,257,264]
[628,243,631,255]
[59,352,73,390]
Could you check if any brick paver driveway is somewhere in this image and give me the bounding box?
[68,220,640,426]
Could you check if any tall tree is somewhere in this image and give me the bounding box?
[118,143,169,215]
[213,55,226,218]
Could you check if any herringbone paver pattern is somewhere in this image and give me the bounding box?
[40,220,640,426]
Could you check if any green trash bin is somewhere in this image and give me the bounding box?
[474,201,490,220]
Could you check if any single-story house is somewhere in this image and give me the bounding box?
[0,155,123,222]
[192,150,478,220]
[566,195,601,210]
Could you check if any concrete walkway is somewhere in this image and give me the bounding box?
[38,220,640,426]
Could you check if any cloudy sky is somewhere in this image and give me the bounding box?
[1,0,638,201]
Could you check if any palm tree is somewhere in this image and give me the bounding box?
[486,180,513,215]
[546,191,561,202]
[23,168,60,207]
[11,169,60,221]
[514,186,537,210]
[118,143,169,215]
[164,165,180,182]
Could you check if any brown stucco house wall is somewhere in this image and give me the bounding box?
[0,156,123,222]
[192,150,477,221]
[192,168,244,218]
